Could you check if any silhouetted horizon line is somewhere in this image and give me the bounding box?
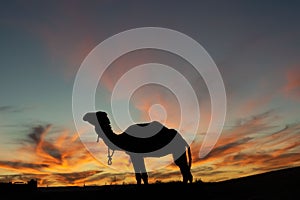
[1,165,299,188]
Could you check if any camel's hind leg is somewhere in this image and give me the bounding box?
[130,155,148,184]
[174,152,193,183]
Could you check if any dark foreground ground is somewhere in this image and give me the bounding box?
[1,166,299,199]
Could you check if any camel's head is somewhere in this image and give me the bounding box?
[83,111,110,127]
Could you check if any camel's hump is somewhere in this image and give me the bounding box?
[124,121,167,138]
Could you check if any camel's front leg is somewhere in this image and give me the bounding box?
[130,155,148,184]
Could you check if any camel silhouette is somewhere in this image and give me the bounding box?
[83,111,193,184]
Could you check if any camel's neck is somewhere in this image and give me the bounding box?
[98,122,120,150]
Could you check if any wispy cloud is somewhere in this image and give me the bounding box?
[0,105,32,113]
[0,123,109,186]
[189,110,300,182]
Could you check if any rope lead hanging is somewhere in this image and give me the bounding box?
[107,147,115,165]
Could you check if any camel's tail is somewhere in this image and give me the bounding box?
[187,145,192,169]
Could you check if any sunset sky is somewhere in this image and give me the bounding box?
[1,0,300,187]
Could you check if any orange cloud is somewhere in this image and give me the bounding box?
[188,110,300,182]
[0,124,106,186]
[238,94,273,117]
